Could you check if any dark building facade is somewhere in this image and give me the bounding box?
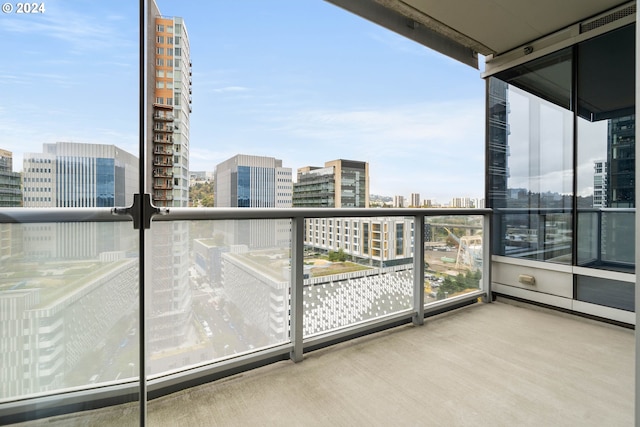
[607,114,635,208]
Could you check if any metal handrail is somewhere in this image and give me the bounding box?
[0,205,492,425]
[0,206,491,223]
[156,207,491,221]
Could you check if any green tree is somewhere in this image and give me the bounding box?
[190,181,215,207]
[328,248,347,262]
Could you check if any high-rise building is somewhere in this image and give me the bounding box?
[593,160,608,208]
[213,154,292,249]
[293,159,369,208]
[214,154,292,208]
[607,115,634,208]
[145,2,197,374]
[20,143,138,261]
[410,193,420,207]
[393,195,404,208]
[0,149,21,262]
[451,197,472,208]
[22,142,138,208]
[148,3,192,208]
[0,149,21,207]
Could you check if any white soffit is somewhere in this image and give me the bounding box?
[327,0,633,68]
[398,0,630,55]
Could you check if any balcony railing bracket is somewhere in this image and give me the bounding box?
[111,193,164,230]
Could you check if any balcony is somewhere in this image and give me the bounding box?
[154,148,173,156]
[153,159,173,167]
[153,182,173,190]
[153,103,172,110]
[154,125,173,133]
[153,193,174,201]
[0,203,636,426]
[154,135,174,144]
[153,113,174,121]
[5,298,633,426]
[152,169,173,178]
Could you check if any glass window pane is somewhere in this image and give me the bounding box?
[1,1,140,422]
[303,216,414,337]
[148,219,292,375]
[576,24,635,272]
[0,222,139,397]
[488,47,574,263]
[424,215,484,303]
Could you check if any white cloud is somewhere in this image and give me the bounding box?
[213,86,251,93]
[0,6,134,54]
[258,100,485,198]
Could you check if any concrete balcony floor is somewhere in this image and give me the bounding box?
[15,298,634,426]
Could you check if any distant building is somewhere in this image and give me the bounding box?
[145,1,196,374]
[393,195,405,208]
[214,154,292,248]
[293,159,369,208]
[0,149,21,207]
[607,115,634,207]
[0,258,139,396]
[148,10,192,208]
[20,142,138,261]
[410,193,420,207]
[0,258,138,396]
[0,149,22,261]
[305,217,414,267]
[593,160,607,208]
[214,154,292,208]
[451,197,472,208]
[189,170,214,186]
[22,142,138,208]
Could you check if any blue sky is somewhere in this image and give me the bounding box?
[1,0,485,203]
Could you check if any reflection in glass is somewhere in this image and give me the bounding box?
[576,24,635,272]
[576,275,635,312]
[488,24,635,313]
[488,46,574,264]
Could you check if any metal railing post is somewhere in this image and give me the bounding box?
[290,216,305,362]
[597,210,603,264]
[482,212,492,302]
[412,215,425,325]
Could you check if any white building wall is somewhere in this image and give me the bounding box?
[305,217,413,264]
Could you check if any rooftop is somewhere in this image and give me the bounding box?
[15,298,633,426]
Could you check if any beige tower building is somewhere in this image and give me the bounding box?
[148,2,192,208]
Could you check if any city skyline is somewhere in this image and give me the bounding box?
[0,0,485,204]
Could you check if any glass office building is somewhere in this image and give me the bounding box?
[22,142,138,208]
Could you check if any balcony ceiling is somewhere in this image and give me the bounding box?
[326,0,630,67]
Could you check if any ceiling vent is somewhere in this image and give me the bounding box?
[580,3,636,33]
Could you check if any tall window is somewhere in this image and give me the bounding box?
[488,48,574,264]
[488,24,636,311]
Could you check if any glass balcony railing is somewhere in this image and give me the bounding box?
[577,208,636,273]
[494,207,636,272]
[0,206,490,424]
